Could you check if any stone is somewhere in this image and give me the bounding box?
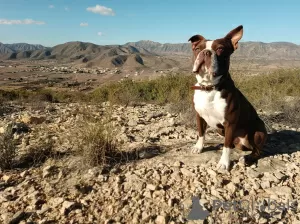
[265,186,293,197]
[60,201,76,215]
[168,198,175,207]
[2,175,11,183]
[260,180,271,189]
[180,168,195,177]
[128,120,138,126]
[8,211,26,224]
[274,171,285,180]
[146,184,157,191]
[142,211,150,221]
[207,168,217,177]
[20,170,28,178]
[143,190,152,199]
[155,215,167,224]
[173,161,182,168]
[49,197,64,208]
[259,217,268,224]
[247,169,260,178]
[226,182,237,194]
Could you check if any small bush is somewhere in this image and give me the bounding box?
[77,120,118,168]
[0,125,17,169]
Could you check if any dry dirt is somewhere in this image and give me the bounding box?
[0,102,300,223]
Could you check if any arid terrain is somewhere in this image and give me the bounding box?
[1,102,300,223]
[1,40,300,92]
[1,40,300,224]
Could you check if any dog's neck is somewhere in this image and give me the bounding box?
[193,72,234,91]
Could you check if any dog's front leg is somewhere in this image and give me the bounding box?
[217,123,235,170]
[192,113,207,153]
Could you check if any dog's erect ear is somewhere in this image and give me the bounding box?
[188,35,205,51]
[225,25,243,50]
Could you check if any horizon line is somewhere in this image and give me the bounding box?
[1,39,299,48]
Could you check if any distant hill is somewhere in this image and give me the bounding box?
[125,40,300,60]
[0,42,45,54]
[0,41,159,69]
[0,42,15,54]
[1,40,300,69]
[125,40,191,55]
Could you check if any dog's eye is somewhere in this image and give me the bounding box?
[194,47,200,52]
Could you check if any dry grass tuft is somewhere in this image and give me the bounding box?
[0,124,55,169]
[18,140,55,168]
[76,120,118,168]
[0,124,17,169]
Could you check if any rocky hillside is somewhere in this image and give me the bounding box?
[0,102,300,223]
[0,42,45,54]
[2,40,300,64]
[0,41,159,69]
[125,40,191,56]
[126,40,300,59]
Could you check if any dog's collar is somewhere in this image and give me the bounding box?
[191,84,215,91]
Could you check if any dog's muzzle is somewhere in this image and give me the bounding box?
[193,49,215,74]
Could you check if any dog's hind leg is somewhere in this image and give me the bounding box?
[192,113,207,153]
[239,120,267,165]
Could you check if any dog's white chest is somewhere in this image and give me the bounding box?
[193,89,227,128]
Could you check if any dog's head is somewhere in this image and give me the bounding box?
[189,25,243,85]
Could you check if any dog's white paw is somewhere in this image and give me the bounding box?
[217,147,231,170]
[191,145,203,154]
[217,157,230,170]
[191,137,204,154]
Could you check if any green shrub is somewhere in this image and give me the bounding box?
[1,69,299,112]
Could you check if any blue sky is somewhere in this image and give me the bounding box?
[1,0,300,46]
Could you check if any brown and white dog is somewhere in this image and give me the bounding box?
[189,25,267,170]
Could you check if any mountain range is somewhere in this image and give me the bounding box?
[1,40,300,69]
[0,42,45,54]
[126,40,300,59]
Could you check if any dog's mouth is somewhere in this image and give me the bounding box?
[195,73,222,86]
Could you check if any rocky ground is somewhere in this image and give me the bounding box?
[1,102,300,224]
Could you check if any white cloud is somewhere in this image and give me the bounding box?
[80,22,89,27]
[87,5,115,16]
[65,7,70,11]
[49,5,55,9]
[0,19,46,25]
[97,32,103,36]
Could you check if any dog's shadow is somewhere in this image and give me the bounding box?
[201,144,223,153]
[199,130,300,167]
[236,129,300,166]
[262,129,300,157]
